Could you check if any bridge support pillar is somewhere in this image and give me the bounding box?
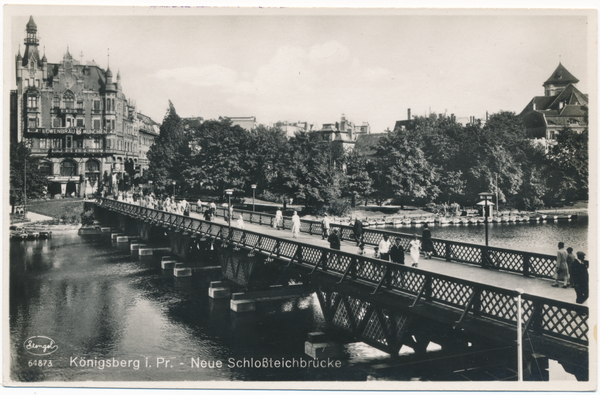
[209,281,232,299]
[304,332,343,359]
[230,299,256,313]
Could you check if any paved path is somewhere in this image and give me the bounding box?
[190,211,583,306]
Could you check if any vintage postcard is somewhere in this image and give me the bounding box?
[3,3,597,393]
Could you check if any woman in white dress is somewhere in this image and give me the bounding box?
[291,211,301,238]
[409,233,421,267]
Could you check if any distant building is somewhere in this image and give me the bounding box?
[519,63,588,142]
[315,113,371,150]
[274,121,314,138]
[228,116,256,131]
[10,16,158,197]
[394,108,485,131]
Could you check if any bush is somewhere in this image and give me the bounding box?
[329,199,352,217]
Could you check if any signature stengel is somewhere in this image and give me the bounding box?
[23,336,58,355]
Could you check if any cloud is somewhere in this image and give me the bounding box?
[308,41,350,65]
[155,65,237,87]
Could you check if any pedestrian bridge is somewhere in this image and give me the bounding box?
[93,198,589,376]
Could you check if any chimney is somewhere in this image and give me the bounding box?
[407,108,411,120]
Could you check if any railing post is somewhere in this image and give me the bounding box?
[445,242,452,262]
[523,253,531,277]
[481,247,491,269]
[424,275,433,302]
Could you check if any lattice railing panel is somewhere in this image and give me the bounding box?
[479,290,518,322]
[347,296,370,324]
[332,300,352,330]
[389,270,425,294]
[450,244,482,263]
[277,240,299,259]
[489,250,523,272]
[529,256,556,278]
[362,312,388,347]
[297,246,325,266]
[326,253,352,274]
[431,278,473,308]
[541,305,589,343]
[355,259,384,284]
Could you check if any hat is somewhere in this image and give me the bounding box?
[324,213,328,216]
[577,251,586,259]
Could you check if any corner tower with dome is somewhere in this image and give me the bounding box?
[10,16,159,198]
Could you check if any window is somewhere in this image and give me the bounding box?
[53,118,62,128]
[53,138,62,148]
[76,118,85,127]
[28,118,37,128]
[53,97,60,108]
[36,79,40,87]
[60,160,76,176]
[93,139,101,149]
[77,100,84,109]
[93,100,100,112]
[76,140,83,149]
[39,139,47,149]
[93,119,101,130]
[27,95,38,109]
[63,92,74,109]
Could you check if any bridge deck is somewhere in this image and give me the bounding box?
[191,212,582,306]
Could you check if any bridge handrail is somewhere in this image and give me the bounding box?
[196,203,559,280]
[97,198,588,347]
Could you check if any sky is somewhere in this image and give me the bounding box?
[5,5,594,135]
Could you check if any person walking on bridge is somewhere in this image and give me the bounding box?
[321,214,331,240]
[378,234,391,261]
[552,242,569,288]
[274,207,283,230]
[291,211,301,239]
[421,224,434,259]
[571,251,589,304]
[409,234,421,267]
[328,229,341,250]
[353,217,364,246]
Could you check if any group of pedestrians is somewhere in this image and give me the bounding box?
[136,194,191,216]
[553,242,588,304]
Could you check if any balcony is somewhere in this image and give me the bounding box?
[26,106,39,113]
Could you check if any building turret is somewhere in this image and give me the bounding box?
[41,49,47,80]
[117,69,121,91]
[16,47,22,82]
[22,16,40,67]
[543,63,579,97]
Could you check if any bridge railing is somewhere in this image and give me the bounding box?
[97,198,588,348]
[195,204,558,279]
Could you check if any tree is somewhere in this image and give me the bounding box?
[371,128,440,207]
[277,131,344,209]
[183,118,251,198]
[342,149,374,207]
[10,142,47,209]
[546,128,588,201]
[146,100,190,195]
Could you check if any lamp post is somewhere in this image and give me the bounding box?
[251,184,257,212]
[225,189,234,230]
[172,181,176,199]
[479,192,494,246]
[148,180,153,195]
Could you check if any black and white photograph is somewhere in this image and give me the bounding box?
[3,3,596,392]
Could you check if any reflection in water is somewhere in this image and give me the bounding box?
[382,217,588,255]
[9,230,582,382]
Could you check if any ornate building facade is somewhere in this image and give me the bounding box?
[10,16,159,197]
